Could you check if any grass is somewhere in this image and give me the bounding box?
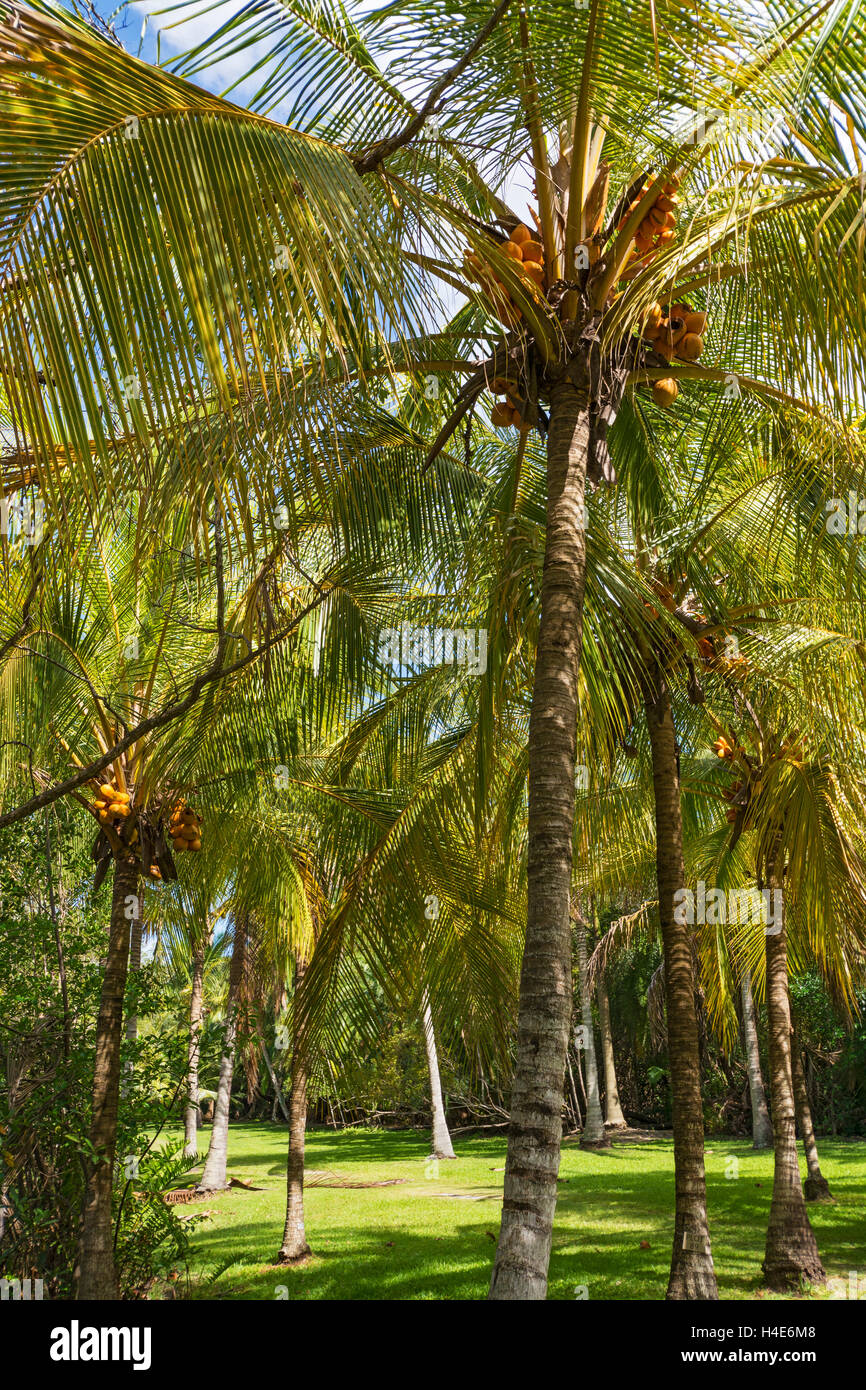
[171,1124,866,1301]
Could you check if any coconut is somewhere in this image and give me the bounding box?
[652,377,679,408]
[502,241,523,262]
[491,402,513,428]
[678,333,704,360]
[684,311,708,335]
[521,261,545,285]
[99,784,115,799]
[510,224,532,246]
[642,301,663,334]
[189,839,202,852]
[520,241,544,265]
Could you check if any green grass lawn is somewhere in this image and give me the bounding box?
[172,1124,866,1300]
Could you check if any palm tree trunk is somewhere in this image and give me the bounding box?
[597,967,626,1128]
[489,379,589,1301]
[576,906,608,1148]
[762,864,825,1288]
[645,671,718,1300]
[184,943,206,1159]
[790,1025,832,1202]
[740,966,772,1149]
[74,852,139,1300]
[277,958,312,1263]
[422,990,456,1160]
[198,923,246,1191]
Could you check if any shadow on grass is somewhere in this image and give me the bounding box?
[177,1128,866,1302]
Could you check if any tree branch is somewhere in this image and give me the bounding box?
[0,585,336,830]
[352,0,514,175]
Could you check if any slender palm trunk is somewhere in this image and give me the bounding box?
[74,853,139,1300]
[741,967,773,1150]
[184,943,206,1159]
[576,908,608,1147]
[790,1027,832,1202]
[490,379,589,1301]
[198,924,246,1191]
[597,968,626,1128]
[422,990,456,1160]
[278,958,312,1263]
[762,866,825,1288]
[645,672,717,1300]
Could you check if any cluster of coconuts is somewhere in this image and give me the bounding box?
[168,803,203,853]
[639,301,708,409]
[489,376,532,434]
[620,175,680,274]
[92,781,135,835]
[463,223,546,328]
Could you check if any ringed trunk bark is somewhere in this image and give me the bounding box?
[489,378,589,1301]
[645,672,717,1300]
[597,967,626,1128]
[576,907,608,1148]
[277,958,312,1264]
[422,990,456,1160]
[74,853,139,1300]
[762,869,825,1288]
[198,924,246,1192]
[184,943,206,1159]
[790,1027,832,1202]
[741,967,773,1150]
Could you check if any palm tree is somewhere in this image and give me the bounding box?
[198,918,248,1191]
[790,1023,831,1202]
[573,902,607,1147]
[596,965,627,1129]
[741,967,773,1150]
[0,499,347,1292]
[421,989,457,1161]
[698,645,866,1287]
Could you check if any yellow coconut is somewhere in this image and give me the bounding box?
[684,310,708,335]
[520,240,544,265]
[509,224,532,246]
[652,378,679,408]
[491,401,513,428]
[642,301,663,335]
[678,333,704,361]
